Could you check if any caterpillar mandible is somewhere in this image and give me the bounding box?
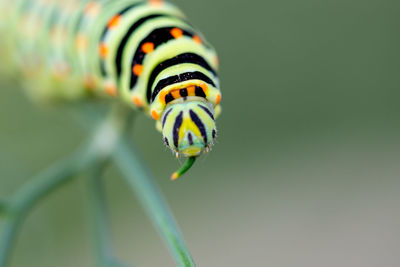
[0,0,221,179]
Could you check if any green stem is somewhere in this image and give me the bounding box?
[113,138,196,267]
[1,103,197,267]
[0,105,132,267]
[0,147,95,267]
[10,146,95,215]
[85,164,129,267]
[0,217,20,266]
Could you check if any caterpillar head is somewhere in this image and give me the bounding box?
[161,97,217,158]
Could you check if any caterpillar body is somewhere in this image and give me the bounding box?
[0,0,221,179]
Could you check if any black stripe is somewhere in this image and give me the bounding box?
[120,3,143,15]
[129,27,194,91]
[100,61,107,76]
[212,129,216,139]
[173,112,184,149]
[189,110,208,145]
[115,14,169,78]
[151,71,216,102]
[180,88,188,97]
[146,53,217,101]
[197,104,214,120]
[76,0,119,38]
[195,86,206,97]
[162,108,173,128]
[100,3,144,42]
[188,133,194,145]
[97,3,144,77]
[165,93,174,104]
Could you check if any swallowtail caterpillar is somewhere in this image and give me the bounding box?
[0,0,221,179]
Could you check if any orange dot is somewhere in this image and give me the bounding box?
[151,110,159,120]
[99,43,108,59]
[200,83,208,92]
[216,93,221,105]
[187,86,196,96]
[141,42,154,53]
[85,2,101,17]
[105,83,117,97]
[149,0,163,7]
[84,75,96,90]
[214,55,220,67]
[159,90,169,103]
[133,64,144,76]
[85,2,96,12]
[171,90,180,99]
[170,28,183,39]
[193,35,202,44]
[108,15,121,28]
[132,96,143,107]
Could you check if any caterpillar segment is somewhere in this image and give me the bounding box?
[0,0,221,179]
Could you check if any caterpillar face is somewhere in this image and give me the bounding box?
[161,97,216,157]
[2,0,221,178]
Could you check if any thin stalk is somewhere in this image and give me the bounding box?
[1,102,197,267]
[113,137,195,267]
[0,146,96,267]
[0,217,20,266]
[85,163,129,267]
[8,145,96,216]
[0,104,133,267]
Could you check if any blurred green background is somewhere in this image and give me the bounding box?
[1,0,400,266]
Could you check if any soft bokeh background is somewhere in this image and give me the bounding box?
[1,0,400,266]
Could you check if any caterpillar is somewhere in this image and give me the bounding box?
[0,0,221,179]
